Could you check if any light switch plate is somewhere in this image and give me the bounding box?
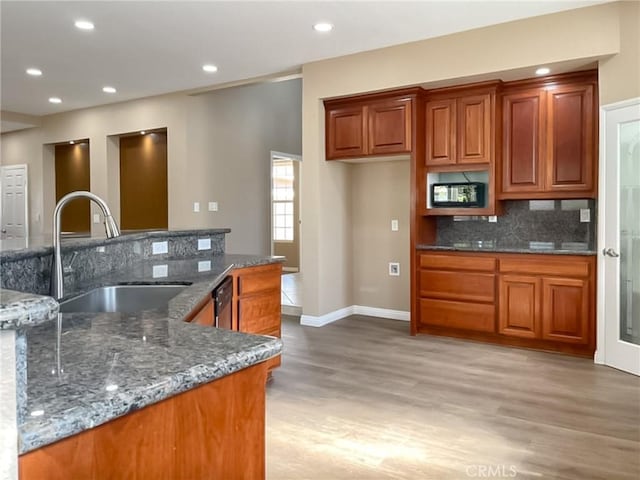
[580,208,591,222]
[198,238,211,250]
[152,264,168,278]
[391,219,399,231]
[389,262,400,276]
[208,201,218,212]
[93,214,100,224]
[152,241,168,255]
[193,202,200,213]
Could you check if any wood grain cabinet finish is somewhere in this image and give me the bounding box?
[500,72,596,198]
[368,98,412,155]
[232,263,283,373]
[426,93,493,166]
[502,89,545,193]
[425,99,456,165]
[414,251,595,356]
[546,83,594,194]
[542,276,590,344]
[326,105,367,159]
[19,363,268,480]
[498,275,541,338]
[324,91,417,160]
[189,297,215,327]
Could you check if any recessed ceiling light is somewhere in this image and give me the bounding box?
[536,67,551,75]
[74,20,94,30]
[49,97,62,104]
[26,68,42,76]
[140,130,146,135]
[102,86,116,93]
[202,64,218,73]
[69,140,75,144]
[313,22,333,33]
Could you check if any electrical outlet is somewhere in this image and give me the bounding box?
[197,238,211,250]
[580,208,591,223]
[208,201,218,212]
[198,260,211,272]
[193,202,200,213]
[152,264,168,278]
[152,241,168,255]
[488,215,497,223]
[389,262,400,276]
[93,213,100,224]
[391,219,399,231]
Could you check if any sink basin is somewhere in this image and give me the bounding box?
[59,285,188,313]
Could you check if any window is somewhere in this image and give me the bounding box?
[272,160,295,241]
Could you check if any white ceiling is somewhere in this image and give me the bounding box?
[1,1,605,123]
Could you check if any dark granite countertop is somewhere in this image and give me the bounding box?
[417,241,597,256]
[12,253,284,454]
[0,290,58,329]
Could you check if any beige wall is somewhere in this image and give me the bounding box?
[351,160,410,310]
[301,2,635,317]
[1,79,302,254]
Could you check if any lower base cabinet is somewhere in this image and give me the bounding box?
[415,252,595,356]
[19,362,268,480]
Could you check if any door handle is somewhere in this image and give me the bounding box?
[603,248,620,258]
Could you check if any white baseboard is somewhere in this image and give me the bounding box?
[353,305,410,321]
[300,305,410,327]
[594,349,604,365]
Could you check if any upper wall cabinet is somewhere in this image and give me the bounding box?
[325,90,418,160]
[501,71,597,199]
[425,86,498,167]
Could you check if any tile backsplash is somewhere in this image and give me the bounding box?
[436,200,596,248]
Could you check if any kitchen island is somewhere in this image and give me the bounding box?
[0,229,283,479]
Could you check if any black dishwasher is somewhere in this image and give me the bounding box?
[213,276,233,329]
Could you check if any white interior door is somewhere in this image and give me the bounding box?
[0,164,29,239]
[599,99,640,375]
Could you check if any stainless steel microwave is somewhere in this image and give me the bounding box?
[431,182,485,208]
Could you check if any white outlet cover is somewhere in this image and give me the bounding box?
[391,219,399,231]
[152,241,168,255]
[488,215,498,223]
[193,202,200,213]
[580,208,591,222]
[152,264,168,278]
[93,213,101,224]
[208,201,218,212]
[198,260,212,272]
[198,238,211,250]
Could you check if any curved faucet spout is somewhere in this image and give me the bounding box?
[51,191,120,300]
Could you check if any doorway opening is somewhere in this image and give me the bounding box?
[119,128,168,231]
[54,140,91,235]
[0,164,29,239]
[270,151,302,314]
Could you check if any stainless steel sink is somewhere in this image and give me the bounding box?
[59,285,188,313]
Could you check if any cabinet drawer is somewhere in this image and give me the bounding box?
[419,298,495,332]
[419,253,496,272]
[419,270,495,302]
[499,257,590,277]
[238,295,280,333]
[237,265,281,296]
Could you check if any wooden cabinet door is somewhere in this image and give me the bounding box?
[368,98,412,155]
[542,277,590,344]
[457,94,492,164]
[326,105,367,159]
[546,83,595,193]
[425,99,456,165]
[502,90,545,194]
[498,275,541,338]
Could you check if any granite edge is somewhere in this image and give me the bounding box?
[18,336,283,454]
[0,292,59,330]
[416,244,597,256]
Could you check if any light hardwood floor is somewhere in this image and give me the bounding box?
[266,315,640,480]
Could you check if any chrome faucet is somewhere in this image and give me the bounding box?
[51,191,120,300]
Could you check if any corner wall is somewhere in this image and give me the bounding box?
[301,2,630,318]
